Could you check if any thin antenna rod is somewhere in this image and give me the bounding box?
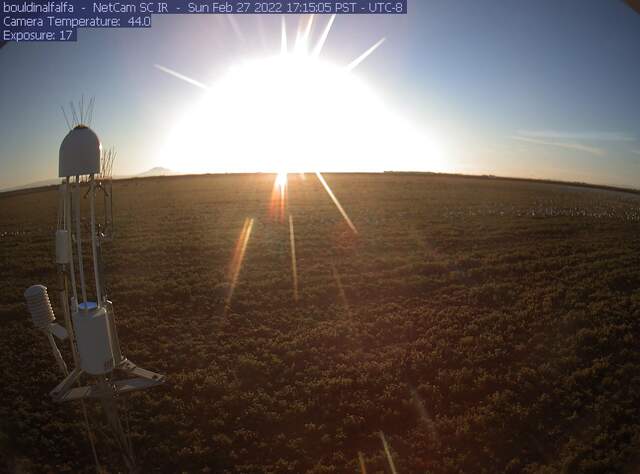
[80,95,84,124]
[61,106,71,130]
[70,101,78,126]
[87,97,95,126]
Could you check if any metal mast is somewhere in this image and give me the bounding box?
[25,104,164,472]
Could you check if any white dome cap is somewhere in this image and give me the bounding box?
[59,126,101,177]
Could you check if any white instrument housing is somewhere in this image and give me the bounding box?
[24,284,55,330]
[59,126,101,177]
[55,229,70,264]
[73,306,114,375]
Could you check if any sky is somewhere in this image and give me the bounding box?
[1,0,639,189]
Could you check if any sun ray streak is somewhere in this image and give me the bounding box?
[289,214,299,301]
[346,37,386,71]
[295,15,314,53]
[411,387,440,444]
[154,64,210,90]
[315,172,358,233]
[331,262,350,314]
[256,16,268,52]
[379,431,399,474]
[295,16,303,51]
[226,218,254,307]
[312,14,336,57]
[281,16,288,54]
[227,15,246,43]
[358,452,368,474]
[270,173,288,222]
[228,219,250,277]
[280,177,286,221]
[302,15,315,47]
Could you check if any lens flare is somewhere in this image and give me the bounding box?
[358,452,368,474]
[331,262,350,315]
[226,218,254,307]
[289,214,299,301]
[270,173,288,222]
[316,172,357,234]
[379,431,398,474]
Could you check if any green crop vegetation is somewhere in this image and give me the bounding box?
[1,173,639,473]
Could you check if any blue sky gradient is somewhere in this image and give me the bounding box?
[1,0,639,189]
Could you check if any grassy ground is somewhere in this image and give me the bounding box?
[1,173,640,473]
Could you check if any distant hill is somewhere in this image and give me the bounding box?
[135,166,179,177]
[1,167,180,192]
[1,178,61,193]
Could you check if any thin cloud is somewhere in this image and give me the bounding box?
[517,130,636,142]
[631,149,640,156]
[512,135,606,156]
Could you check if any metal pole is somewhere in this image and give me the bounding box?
[47,332,68,375]
[75,176,88,308]
[65,180,79,307]
[99,380,137,473]
[90,177,102,307]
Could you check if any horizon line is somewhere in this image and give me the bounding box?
[2,170,639,196]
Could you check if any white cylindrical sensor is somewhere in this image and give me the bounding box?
[55,229,70,264]
[24,284,56,330]
[73,307,115,375]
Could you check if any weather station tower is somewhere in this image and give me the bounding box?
[23,102,165,472]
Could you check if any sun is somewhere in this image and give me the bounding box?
[157,16,447,175]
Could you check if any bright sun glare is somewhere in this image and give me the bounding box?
[158,16,446,175]
[275,171,288,189]
[153,15,448,307]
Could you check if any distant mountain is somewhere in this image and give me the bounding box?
[135,167,179,177]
